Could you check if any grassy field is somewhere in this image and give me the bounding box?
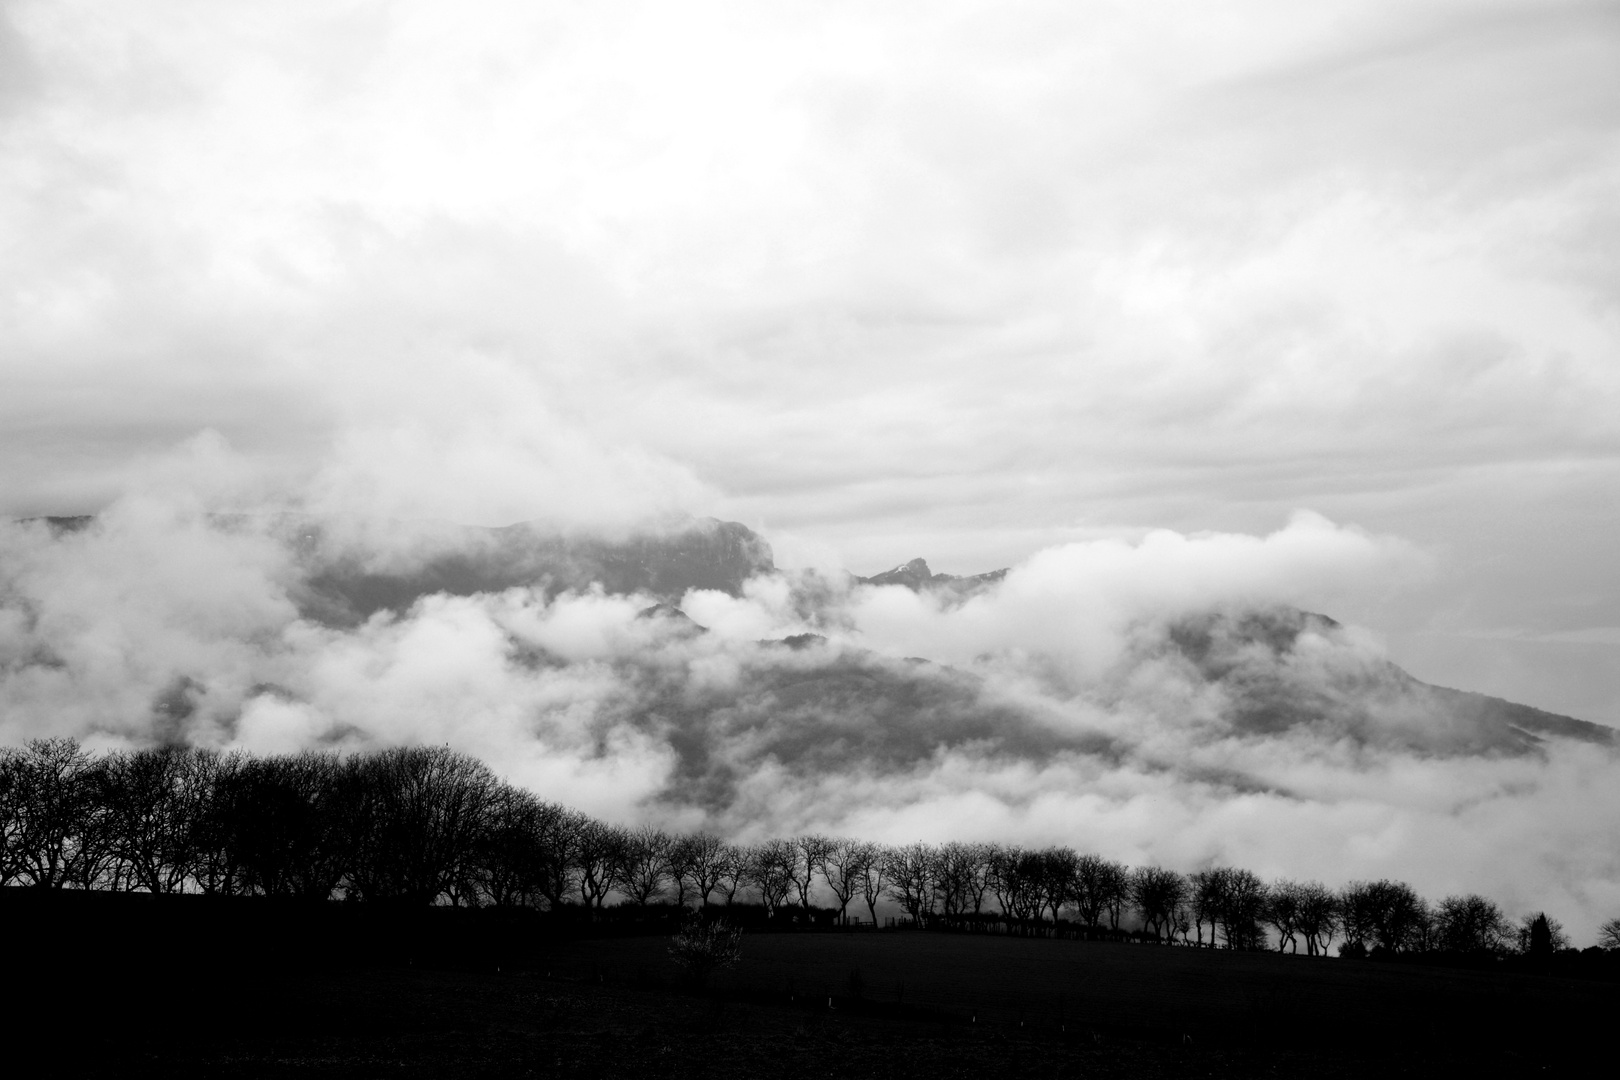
[10,891,1613,1077]
[26,932,1611,1078]
[543,929,1617,1052]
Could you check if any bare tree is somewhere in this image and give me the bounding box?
[1130,866,1187,943]
[576,819,627,909]
[987,845,1029,925]
[1207,867,1268,949]
[1434,894,1510,955]
[1341,879,1427,953]
[617,825,673,906]
[1266,880,1305,953]
[1070,852,1110,928]
[344,746,500,905]
[9,738,106,888]
[534,805,588,910]
[713,843,747,907]
[1098,859,1132,930]
[476,783,551,908]
[223,751,354,901]
[1188,871,1218,947]
[883,842,937,925]
[1293,880,1339,956]
[1338,880,1378,953]
[1600,917,1620,951]
[817,837,869,924]
[932,842,996,926]
[676,831,730,909]
[932,841,973,924]
[857,841,888,926]
[789,834,833,916]
[0,746,24,886]
[990,845,1053,929]
[960,842,995,920]
[1037,847,1078,925]
[744,839,796,917]
[189,749,250,895]
[667,833,698,907]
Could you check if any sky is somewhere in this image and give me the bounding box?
[2,0,1619,731]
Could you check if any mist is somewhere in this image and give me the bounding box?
[2,491,1615,940]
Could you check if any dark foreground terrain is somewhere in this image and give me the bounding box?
[11,891,1616,1078]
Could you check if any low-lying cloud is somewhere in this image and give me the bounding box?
[1,499,1614,939]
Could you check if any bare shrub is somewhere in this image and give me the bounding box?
[668,912,743,987]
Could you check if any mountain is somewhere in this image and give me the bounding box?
[291,517,775,625]
[1159,607,1616,753]
[856,557,1008,596]
[863,557,1616,756]
[23,513,776,626]
[19,511,1613,760]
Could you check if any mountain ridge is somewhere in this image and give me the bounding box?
[14,513,1611,751]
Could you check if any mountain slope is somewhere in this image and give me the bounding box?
[856,557,1007,596]
[291,517,775,625]
[1158,607,1615,753]
[858,557,1616,755]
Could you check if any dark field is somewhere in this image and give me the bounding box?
[11,892,1616,1078]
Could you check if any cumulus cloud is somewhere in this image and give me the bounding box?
[2,0,1618,936]
[841,511,1424,674]
[1,1,1617,722]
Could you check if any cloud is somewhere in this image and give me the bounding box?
[1,1,1618,934]
[2,499,1616,938]
[838,512,1424,675]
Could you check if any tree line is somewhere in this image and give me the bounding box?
[3,739,1615,957]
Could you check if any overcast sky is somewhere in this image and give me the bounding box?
[2,0,1617,723]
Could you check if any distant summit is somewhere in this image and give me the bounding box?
[19,513,776,627]
[1160,607,1616,754]
[857,557,1008,596]
[297,517,775,625]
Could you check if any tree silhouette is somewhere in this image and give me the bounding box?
[617,825,673,907]
[575,819,626,909]
[1208,867,1267,950]
[345,746,499,906]
[1098,858,1132,930]
[1189,871,1218,947]
[1434,894,1510,955]
[789,835,833,916]
[0,747,23,885]
[817,837,869,924]
[1130,866,1187,943]
[1516,912,1569,955]
[855,841,887,926]
[744,839,796,917]
[8,738,105,888]
[476,784,554,908]
[675,831,729,910]
[1070,852,1110,928]
[1,736,1599,964]
[883,842,937,925]
[1266,880,1305,953]
[712,842,748,907]
[1293,881,1339,957]
[533,806,588,910]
